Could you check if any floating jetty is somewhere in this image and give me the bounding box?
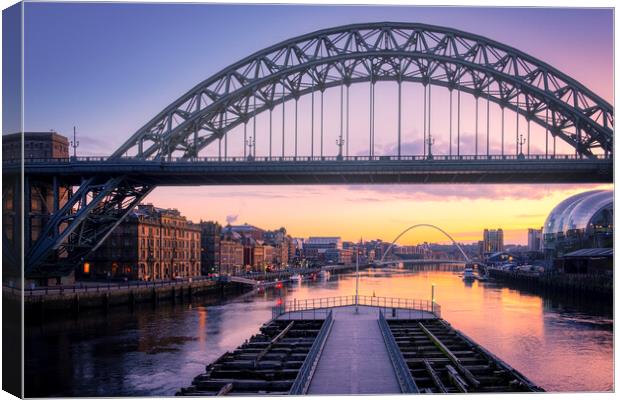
[177,295,543,395]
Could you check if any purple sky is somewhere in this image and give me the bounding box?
[12,3,614,244]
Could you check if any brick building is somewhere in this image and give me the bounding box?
[85,204,201,281]
[2,131,70,161]
[3,132,72,285]
[219,238,244,275]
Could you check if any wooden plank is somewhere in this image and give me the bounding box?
[216,383,233,396]
[423,360,448,393]
[254,321,295,367]
[194,379,294,391]
[446,365,468,393]
[418,322,480,388]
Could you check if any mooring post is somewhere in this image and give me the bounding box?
[129,290,135,311]
[431,283,436,315]
[73,294,80,316]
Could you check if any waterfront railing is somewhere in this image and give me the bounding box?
[289,310,334,395]
[272,295,441,318]
[7,275,217,296]
[378,311,419,393]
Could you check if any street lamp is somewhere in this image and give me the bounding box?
[71,126,79,159]
[517,133,527,159]
[355,239,360,314]
[246,136,255,160]
[431,283,436,314]
[336,137,345,160]
[426,133,435,160]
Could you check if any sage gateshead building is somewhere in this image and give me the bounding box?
[543,190,613,263]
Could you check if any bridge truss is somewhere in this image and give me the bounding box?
[113,22,612,160]
[11,22,613,275]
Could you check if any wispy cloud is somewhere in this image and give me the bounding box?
[343,183,610,202]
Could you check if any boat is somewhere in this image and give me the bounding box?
[290,273,302,281]
[318,270,331,279]
[462,265,475,281]
[475,274,488,282]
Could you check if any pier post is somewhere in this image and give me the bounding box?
[102,292,110,314]
[152,287,158,307]
[129,290,135,311]
[431,284,436,314]
[39,296,45,320]
[73,294,80,316]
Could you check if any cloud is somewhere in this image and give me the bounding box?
[343,183,609,202]
[514,213,546,219]
[226,214,238,224]
[153,182,611,204]
[153,187,328,199]
[366,131,554,158]
[76,134,119,156]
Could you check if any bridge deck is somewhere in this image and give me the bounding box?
[12,157,613,184]
[279,305,435,394]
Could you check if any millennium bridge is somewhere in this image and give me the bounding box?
[3,22,613,274]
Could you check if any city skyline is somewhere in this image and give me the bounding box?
[149,183,611,245]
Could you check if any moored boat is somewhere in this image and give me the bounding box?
[463,265,475,281]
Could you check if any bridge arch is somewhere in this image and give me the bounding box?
[113,22,613,160]
[379,224,470,264]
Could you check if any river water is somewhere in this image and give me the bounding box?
[25,266,613,396]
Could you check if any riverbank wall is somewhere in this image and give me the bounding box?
[487,269,612,299]
[9,263,374,318]
[6,280,250,318]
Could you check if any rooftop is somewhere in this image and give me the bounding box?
[562,248,613,258]
[2,131,69,143]
[544,190,613,235]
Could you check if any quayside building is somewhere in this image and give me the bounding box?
[543,190,613,270]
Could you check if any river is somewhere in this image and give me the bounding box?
[25,266,613,396]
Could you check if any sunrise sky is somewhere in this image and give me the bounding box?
[15,3,614,245]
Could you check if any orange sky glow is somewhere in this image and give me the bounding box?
[147,183,612,245]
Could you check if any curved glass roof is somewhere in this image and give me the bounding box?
[543,190,613,235]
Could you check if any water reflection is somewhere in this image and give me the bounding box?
[25,267,613,396]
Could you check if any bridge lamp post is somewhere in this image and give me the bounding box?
[336,137,345,161]
[426,134,435,160]
[246,136,255,161]
[70,126,79,159]
[517,133,526,160]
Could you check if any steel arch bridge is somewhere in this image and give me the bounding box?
[378,224,471,265]
[9,22,613,275]
[114,22,612,160]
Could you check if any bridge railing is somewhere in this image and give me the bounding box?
[272,295,441,318]
[378,310,419,393]
[9,275,215,296]
[11,153,612,166]
[288,310,334,395]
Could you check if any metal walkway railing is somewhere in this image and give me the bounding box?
[289,310,334,395]
[272,295,441,318]
[378,311,419,393]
